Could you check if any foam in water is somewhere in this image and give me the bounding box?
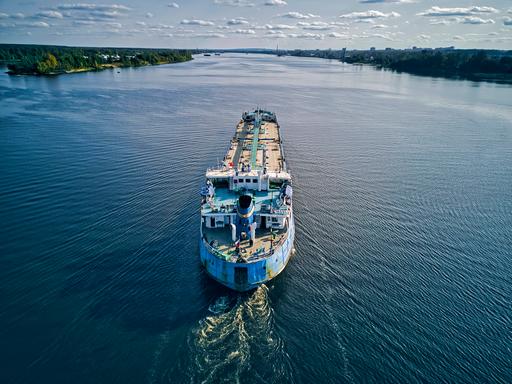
[187,285,293,384]
[208,296,230,315]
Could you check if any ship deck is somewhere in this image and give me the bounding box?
[202,224,288,261]
[201,187,289,216]
[224,119,284,173]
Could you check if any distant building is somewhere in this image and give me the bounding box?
[435,46,455,52]
[370,47,376,51]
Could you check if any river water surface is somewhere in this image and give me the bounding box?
[1,54,511,383]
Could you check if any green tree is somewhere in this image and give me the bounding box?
[36,53,58,74]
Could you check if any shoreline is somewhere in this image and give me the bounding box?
[6,59,192,76]
[347,62,512,84]
[275,48,512,85]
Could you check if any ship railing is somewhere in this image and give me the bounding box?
[203,223,290,263]
[245,224,290,261]
[206,166,230,172]
[202,238,233,261]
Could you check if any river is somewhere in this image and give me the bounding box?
[1,54,511,383]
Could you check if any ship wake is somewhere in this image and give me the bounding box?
[187,285,294,384]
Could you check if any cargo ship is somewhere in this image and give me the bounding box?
[199,109,294,291]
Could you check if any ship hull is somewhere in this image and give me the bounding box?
[200,216,295,291]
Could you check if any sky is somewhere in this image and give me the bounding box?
[0,1,511,49]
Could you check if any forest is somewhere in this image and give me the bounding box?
[0,44,192,75]
[285,48,512,82]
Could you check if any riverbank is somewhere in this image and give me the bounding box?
[6,60,191,76]
[281,48,512,84]
[1,44,192,76]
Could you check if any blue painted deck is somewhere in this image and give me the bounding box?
[201,187,289,216]
[200,216,295,291]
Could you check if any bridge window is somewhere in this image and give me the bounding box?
[245,178,251,183]
[253,179,258,183]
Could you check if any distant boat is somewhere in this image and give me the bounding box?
[204,53,211,57]
[214,53,221,56]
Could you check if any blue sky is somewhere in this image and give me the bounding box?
[1,1,511,49]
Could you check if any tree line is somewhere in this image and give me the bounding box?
[0,44,192,75]
[344,49,512,79]
[283,48,512,82]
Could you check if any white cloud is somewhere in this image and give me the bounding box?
[371,24,390,29]
[298,21,333,30]
[429,19,452,25]
[106,22,122,28]
[73,20,95,25]
[0,13,8,19]
[26,21,50,27]
[10,13,25,19]
[55,4,131,11]
[329,21,348,26]
[265,0,287,6]
[264,31,287,38]
[148,23,174,31]
[417,34,430,40]
[136,21,146,26]
[146,12,154,18]
[227,17,248,25]
[181,19,215,26]
[189,32,225,38]
[503,17,512,26]
[353,19,376,24]
[370,33,393,40]
[417,6,498,17]
[35,11,64,19]
[430,15,497,26]
[339,10,400,19]
[214,0,255,7]
[168,2,180,8]
[328,32,350,38]
[52,3,131,21]
[280,12,320,19]
[287,32,324,40]
[359,0,415,3]
[460,16,495,25]
[232,28,256,34]
[265,23,296,30]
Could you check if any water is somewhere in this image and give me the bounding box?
[1,54,511,384]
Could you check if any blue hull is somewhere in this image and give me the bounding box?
[200,217,295,291]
